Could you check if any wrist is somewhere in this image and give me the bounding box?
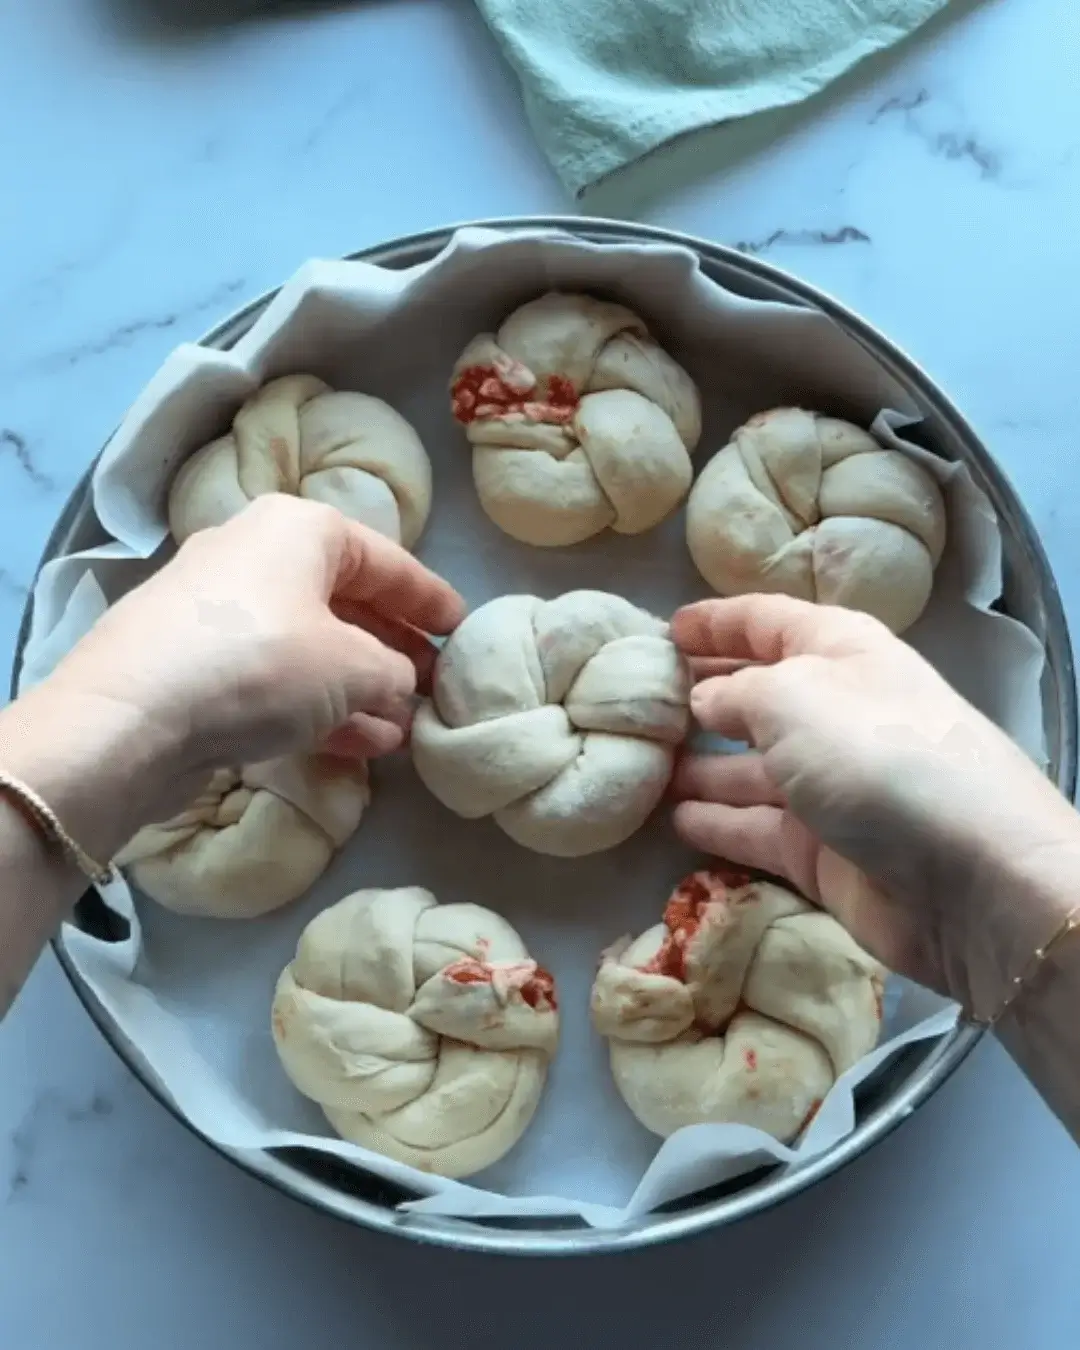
[949,821,1080,1021]
[995,905,1080,1138]
[0,676,194,863]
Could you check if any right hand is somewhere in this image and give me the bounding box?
[670,594,1080,1015]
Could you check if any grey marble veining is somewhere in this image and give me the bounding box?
[32,278,249,372]
[870,88,1003,179]
[7,1089,115,1202]
[733,226,873,255]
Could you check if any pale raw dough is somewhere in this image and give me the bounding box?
[686,407,947,633]
[450,293,702,546]
[168,374,432,548]
[271,886,558,1178]
[592,869,886,1141]
[411,590,691,857]
[115,755,370,918]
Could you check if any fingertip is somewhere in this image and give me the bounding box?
[367,721,406,757]
[323,715,405,760]
[672,598,764,661]
[392,573,464,638]
[672,594,810,662]
[670,602,712,654]
[688,655,760,681]
[673,799,792,883]
[687,674,753,742]
[671,799,722,852]
[688,680,712,719]
[427,586,467,637]
[669,753,702,801]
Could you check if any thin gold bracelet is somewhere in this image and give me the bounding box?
[974,901,1080,1029]
[0,770,117,887]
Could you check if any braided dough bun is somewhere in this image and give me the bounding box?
[168,374,432,549]
[592,869,886,1142]
[411,590,691,857]
[686,408,947,633]
[450,292,702,545]
[115,756,369,918]
[272,886,558,1178]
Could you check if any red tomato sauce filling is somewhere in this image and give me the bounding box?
[443,956,558,1011]
[451,365,579,426]
[641,866,754,983]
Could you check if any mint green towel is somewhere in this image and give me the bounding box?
[475,0,953,196]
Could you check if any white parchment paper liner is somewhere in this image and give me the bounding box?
[22,228,1042,1228]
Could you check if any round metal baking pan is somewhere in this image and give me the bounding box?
[16,216,1076,1256]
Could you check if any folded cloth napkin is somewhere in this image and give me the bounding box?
[475,0,953,196]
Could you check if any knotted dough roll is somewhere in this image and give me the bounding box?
[592,868,886,1142]
[168,374,432,548]
[450,292,702,546]
[115,755,370,918]
[271,886,558,1178]
[686,408,947,633]
[411,590,691,857]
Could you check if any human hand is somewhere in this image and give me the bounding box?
[41,495,464,829]
[670,594,1080,1015]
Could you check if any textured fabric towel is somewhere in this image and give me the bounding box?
[475,0,953,196]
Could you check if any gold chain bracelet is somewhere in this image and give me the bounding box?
[0,770,117,887]
[974,901,1080,1029]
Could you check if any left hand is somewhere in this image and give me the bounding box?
[666,594,1080,1013]
[40,495,465,826]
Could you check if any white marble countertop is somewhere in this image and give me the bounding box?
[3,0,1080,1344]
